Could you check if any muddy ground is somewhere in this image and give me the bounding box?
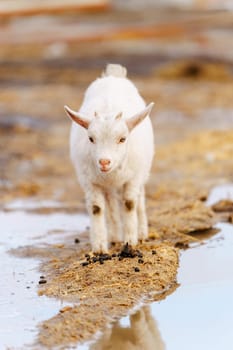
[0,8,233,349]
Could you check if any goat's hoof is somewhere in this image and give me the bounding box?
[124,239,137,247]
[138,230,148,241]
[92,245,108,255]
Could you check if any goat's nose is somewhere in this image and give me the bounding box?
[99,158,111,166]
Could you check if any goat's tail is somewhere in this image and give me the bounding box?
[102,64,127,78]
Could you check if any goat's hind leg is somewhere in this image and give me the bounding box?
[138,186,148,241]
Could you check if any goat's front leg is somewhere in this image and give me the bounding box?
[122,183,139,246]
[85,186,108,253]
[105,191,122,244]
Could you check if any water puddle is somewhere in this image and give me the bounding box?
[206,183,233,206]
[151,222,233,350]
[0,206,89,349]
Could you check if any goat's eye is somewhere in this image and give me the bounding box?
[89,136,94,143]
[119,137,126,143]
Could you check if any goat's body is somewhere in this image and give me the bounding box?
[69,65,154,252]
[71,76,154,189]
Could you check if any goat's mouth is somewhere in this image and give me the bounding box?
[98,165,112,173]
[100,167,111,173]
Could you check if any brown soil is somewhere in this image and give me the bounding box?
[212,199,233,223]
[38,243,178,347]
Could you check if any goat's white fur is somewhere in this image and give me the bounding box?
[65,64,154,252]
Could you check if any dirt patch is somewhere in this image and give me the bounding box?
[157,60,232,81]
[37,242,178,347]
[212,199,233,213]
[212,199,233,223]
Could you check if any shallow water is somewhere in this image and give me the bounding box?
[0,207,89,349]
[151,222,233,350]
[206,183,233,206]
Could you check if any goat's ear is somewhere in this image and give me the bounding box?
[64,105,90,129]
[126,103,154,131]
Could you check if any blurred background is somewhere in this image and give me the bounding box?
[0,2,233,349]
[0,0,232,204]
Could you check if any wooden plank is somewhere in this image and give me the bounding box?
[0,0,109,17]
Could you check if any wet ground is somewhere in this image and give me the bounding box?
[0,7,233,350]
[1,187,232,349]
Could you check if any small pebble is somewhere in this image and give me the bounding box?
[134,267,140,272]
[40,276,45,279]
[118,256,123,261]
[152,250,157,255]
[39,279,47,284]
[99,260,104,265]
[81,262,89,267]
[74,238,80,244]
[112,253,117,258]
[85,253,90,258]
[92,257,97,263]
[138,258,144,264]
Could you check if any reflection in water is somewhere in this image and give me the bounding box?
[91,306,165,350]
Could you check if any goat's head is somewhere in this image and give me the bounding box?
[64,103,154,174]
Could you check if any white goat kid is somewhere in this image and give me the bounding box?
[65,64,154,253]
